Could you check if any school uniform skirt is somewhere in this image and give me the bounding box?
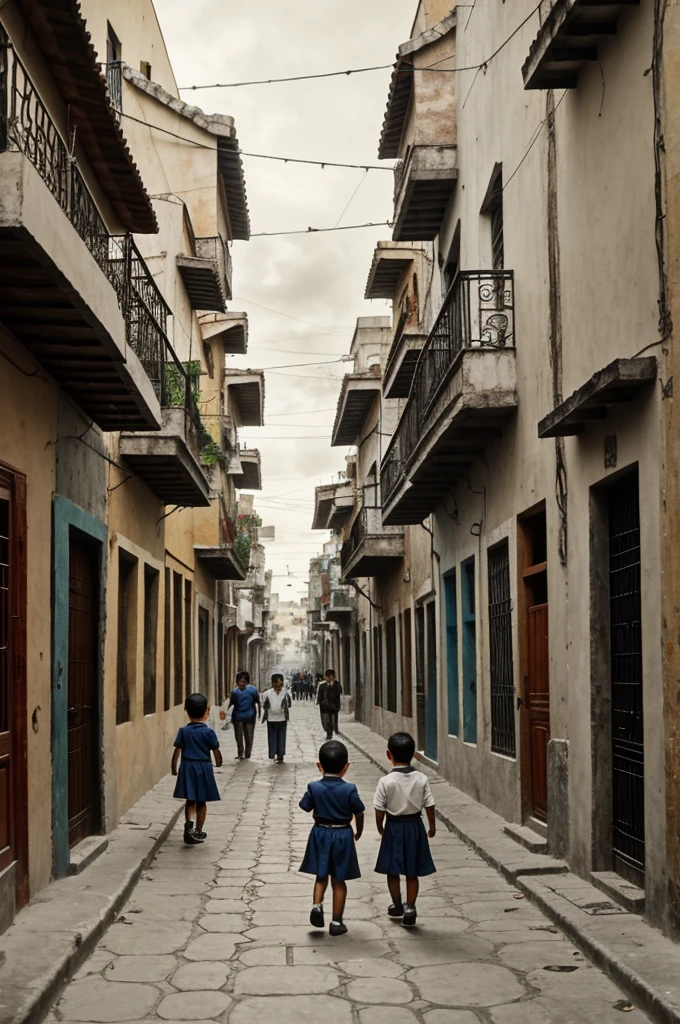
[173,758,220,802]
[299,821,361,881]
[375,812,436,877]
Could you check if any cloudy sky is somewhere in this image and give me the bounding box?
[155,0,416,599]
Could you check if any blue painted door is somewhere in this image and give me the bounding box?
[462,557,477,743]
[425,601,438,760]
[444,572,459,736]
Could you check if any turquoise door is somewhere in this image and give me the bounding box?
[462,557,477,743]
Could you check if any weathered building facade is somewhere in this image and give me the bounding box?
[0,0,266,932]
[314,0,680,939]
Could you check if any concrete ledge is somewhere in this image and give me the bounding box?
[68,836,109,876]
[504,823,549,854]
[591,870,646,914]
[0,764,237,1024]
[339,713,680,1024]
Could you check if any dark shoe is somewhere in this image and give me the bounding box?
[183,822,201,846]
[329,920,348,937]
[310,904,325,929]
[278,757,285,763]
[402,905,417,928]
[194,831,207,841]
[388,902,405,918]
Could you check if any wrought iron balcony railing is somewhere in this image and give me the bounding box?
[0,34,191,415]
[341,506,403,571]
[106,61,123,117]
[382,270,515,507]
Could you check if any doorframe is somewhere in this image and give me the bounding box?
[0,462,28,908]
[52,496,107,879]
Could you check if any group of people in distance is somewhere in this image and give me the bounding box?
[171,673,437,935]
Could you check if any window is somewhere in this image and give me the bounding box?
[184,580,192,698]
[488,541,515,757]
[402,608,413,718]
[106,23,122,112]
[462,557,477,743]
[163,568,171,710]
[415,604,426,750]
[385,617,397,713]
[444,571,459,736]
[373,625,383,707]
[199,607,210,693]
[140,61,152,80]
[173,572,183,705]
[117,551,137,724]
[481,165,504,271]
[143,566,159,716]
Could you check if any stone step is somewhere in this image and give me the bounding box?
[590,870,645,914]
[504,823,549,854]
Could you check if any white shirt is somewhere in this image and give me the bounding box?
[373,768,435,816]
[263,688,289,722]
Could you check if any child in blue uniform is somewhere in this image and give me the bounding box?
[374,732,436,927]
[171,693,223,845]
[299,740,365,936]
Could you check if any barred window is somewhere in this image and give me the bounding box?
[488,541,515,757]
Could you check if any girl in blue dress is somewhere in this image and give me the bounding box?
[171,693,222,845]
[299,740,365,936]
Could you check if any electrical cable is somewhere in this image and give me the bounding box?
[250,221,392,238]
[233,297,349,335]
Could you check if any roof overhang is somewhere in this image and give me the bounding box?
[230,449,262,490]
[538,358,657,438]
[199,311,248,355]
[378,11,457,160]
[124,67,250,239]
[383,329,427,399]
[313,483,339,530]
[328,484,355,530]
[364,242,418,299]
[194,546,247,581]
[331,375,381,447]
[224,370,265,427]
[176,258,226,312]
[20,0,157,233]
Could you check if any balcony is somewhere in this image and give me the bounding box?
[229,448,262,490]
[325,586,356,623]
[0,39,167,430]
[393,145,457,242]
[119,356,211,507]
[331,372,381,447]
[341,506,404,580]
[199,311,248,355]
[522,1,637,90]
[383,311,427,400]
[381,271,517,526]
[195,503,247,581]
[313,480,353,530]
[365,242,418,300]
[538,357,657,438]
[224,369,265,427]
[177,235,232,312]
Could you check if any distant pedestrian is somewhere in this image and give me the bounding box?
[299,739,365,936]
[171,692,223,845]
[228,670,261,760]
[317,668,343,739]
[374,732,436,928]
[262,673,292,764]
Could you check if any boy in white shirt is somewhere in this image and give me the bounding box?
[373,732,436,928]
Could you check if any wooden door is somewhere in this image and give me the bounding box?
[527,603,549,820]
[0,470,28,907]
[68,536,100,848]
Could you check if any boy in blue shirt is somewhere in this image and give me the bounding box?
[227,670,261,760]
[299,740,365,936]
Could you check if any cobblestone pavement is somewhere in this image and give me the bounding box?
[53,706,651,1024]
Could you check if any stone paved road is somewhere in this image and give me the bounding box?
[53,705,651,1024]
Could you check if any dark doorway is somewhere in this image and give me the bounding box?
[198,607,210,694]
[67,533,101,848]
[143,566,158,716]
[425,601,438,760]
[402,608,413,719]
[608,472,645,885]
[0,468,28,908]
[415,604,426,751]
[519,507,549,822]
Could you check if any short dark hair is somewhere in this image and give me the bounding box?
[236,670,250,683]
[319,739,348,774]
[325,668,335,677]
[388,732,416,764]
[185,692,208,719]
[271,673,284,683]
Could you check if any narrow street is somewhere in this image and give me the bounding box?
[53,706,650,1024]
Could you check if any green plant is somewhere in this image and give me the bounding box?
[164,360,202,407]
[234,532,251,568]
[197,421,223,466]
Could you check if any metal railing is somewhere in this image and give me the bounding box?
[382,270,515,506]
[340,506,403,572]
[106,61,123,117]
[0,34,197,418]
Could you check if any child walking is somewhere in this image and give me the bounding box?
[171,693,223,845]
[374,732,436,927]
[299,740,365,936]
